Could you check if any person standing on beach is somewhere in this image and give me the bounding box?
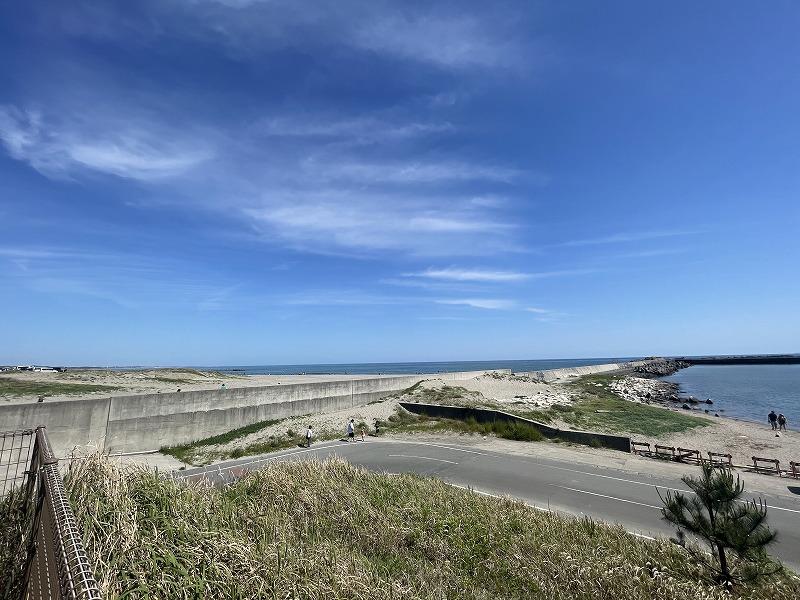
[768,410,778,430]
[347,419,355,442]
[778,413,787,431]
[305,425,313,447]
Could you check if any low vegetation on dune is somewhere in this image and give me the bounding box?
[160,405,547,466]
[161,375,712,466]
[396,375,709,441]
[561,375,710,437]
[505,375,710,438]
[0,376,120,399]
[18,454,791,599]
[402,383,487,408]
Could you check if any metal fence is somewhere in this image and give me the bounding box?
[0,427,101,600]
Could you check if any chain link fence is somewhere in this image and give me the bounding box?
[1,427,101,600]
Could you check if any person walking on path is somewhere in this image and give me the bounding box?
[778,413,787,431]
[305,425,313,447]
[768,410,778,430]
[361,427,366,442]
[347,419,355,442]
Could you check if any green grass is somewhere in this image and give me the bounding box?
[416,384,481,404]
[507,375,709,438]
[0,376,120,398]
[392,414,546,443]
[149,376,195,384]
[33,453,799,599]
[161,419,290,464]
[0,486,32,597]
[398,376,707,440]
[560,375,709,437]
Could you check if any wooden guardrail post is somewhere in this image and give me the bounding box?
[654,445,675,459]
[676,447,700,463]
[752,456,781,476]
[708,452,732,467]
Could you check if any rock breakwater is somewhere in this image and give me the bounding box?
[633,358,690,378]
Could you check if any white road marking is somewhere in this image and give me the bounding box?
[761,504,800,514]
[388,454,457,464]
[552,484,662,510]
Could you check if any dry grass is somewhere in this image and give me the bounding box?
[51,454,800,599]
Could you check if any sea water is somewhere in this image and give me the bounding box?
[662,364,800,430]
[216,359,799,431]
[209,357,636,376]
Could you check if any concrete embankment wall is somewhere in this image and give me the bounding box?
[0,369,509,457]
[521,360,650,383]
[400,402,631,452]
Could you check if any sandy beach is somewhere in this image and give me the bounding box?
[3,368,799,489]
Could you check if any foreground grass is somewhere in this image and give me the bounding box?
[0,376,120,399]
[34,455,797,599]
[0,486,31,598]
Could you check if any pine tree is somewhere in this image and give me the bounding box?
[660,463,781,589]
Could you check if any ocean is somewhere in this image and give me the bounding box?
[662,364,799,430]
[206,358,797,432]
[209,357,637,376]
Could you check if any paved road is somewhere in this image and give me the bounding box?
[178,438,800,573]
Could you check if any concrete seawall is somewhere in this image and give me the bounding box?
[0,362,649,457]
[519,360,649,383]
[0,370,509,457]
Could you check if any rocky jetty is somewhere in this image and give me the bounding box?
[609,376,681,404]
[609,374,718,415]
[633,358,690,378]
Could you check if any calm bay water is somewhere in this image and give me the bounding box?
[209,357,636,376]
[662,364,800,430]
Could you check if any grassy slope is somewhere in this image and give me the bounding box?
[49,455,798,599]
[510,375,710,438]
[0,376,120,398]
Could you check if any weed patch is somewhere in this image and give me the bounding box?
[0,376,120,399]
[161,419,285,464]
[556,376,709,437]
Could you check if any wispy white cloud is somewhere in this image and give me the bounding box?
[284,290,411,307]
[525,306,564,323]
[0,105,213,181]
[411,268,530,282]
[558,230,700,247]
[263,115,455,142]
[409,216,512,234]
[241,176,520,256]
[312,159,519,185]
[611,248,689,259]
[351,13,518,70]
[173,1,530,72]
[2,244,233,311]
[437,298,515,310]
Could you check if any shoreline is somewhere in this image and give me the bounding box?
[3,367,798,480]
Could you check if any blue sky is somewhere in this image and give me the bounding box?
[1,1,798,367]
